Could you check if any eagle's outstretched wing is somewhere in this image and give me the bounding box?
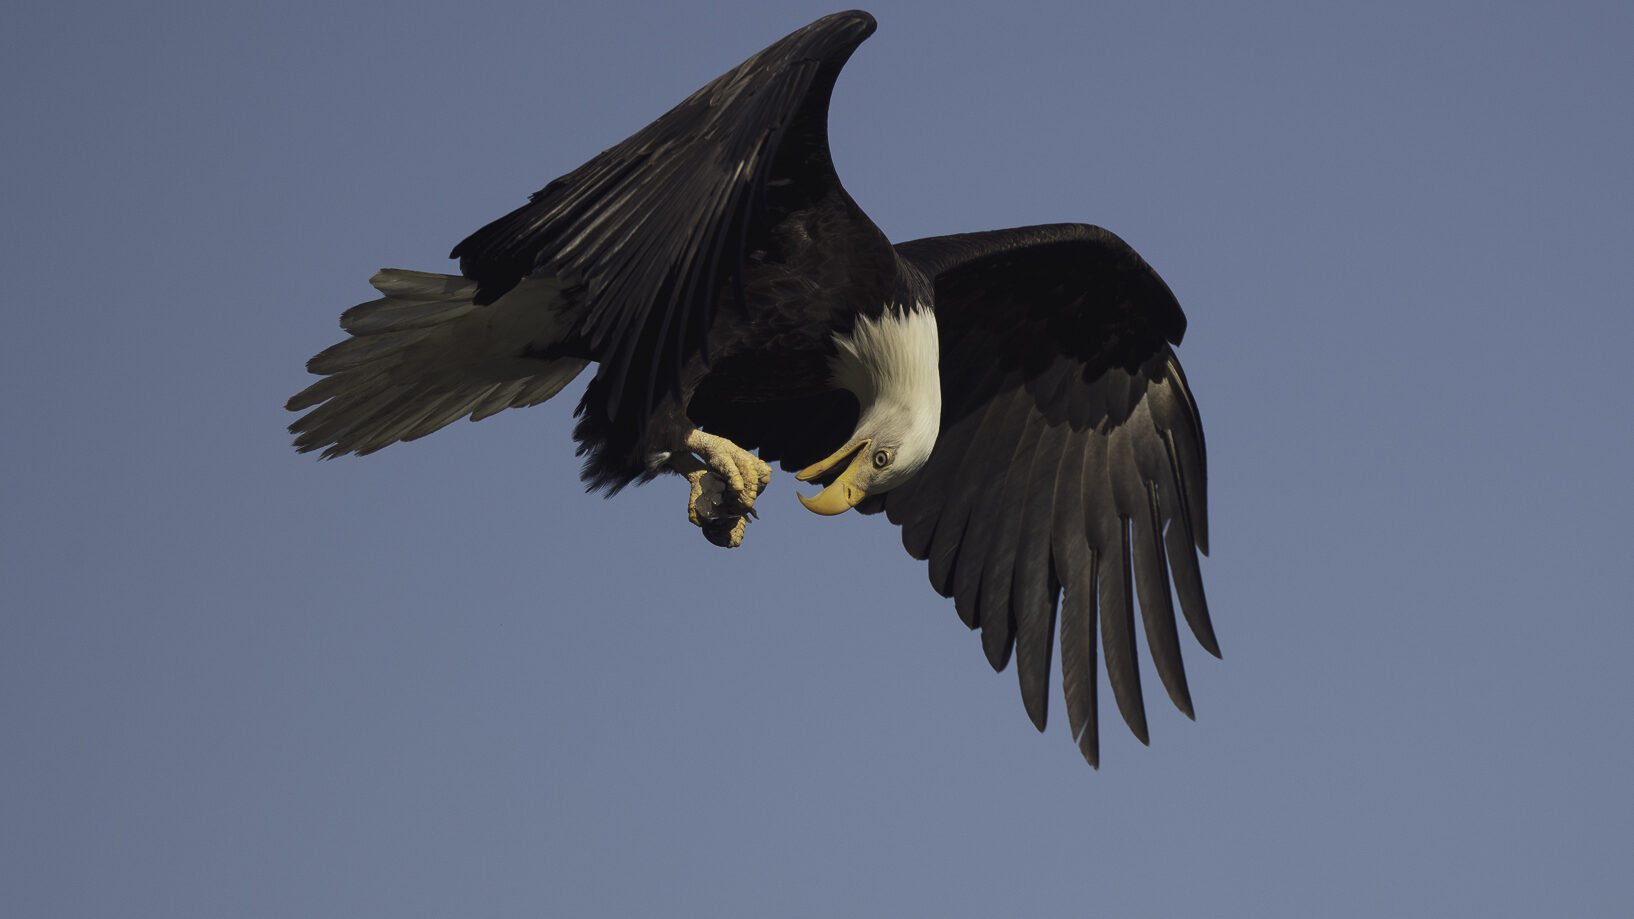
[450,11,879,473]
[887,224,1214,767]
[289,12,881,471]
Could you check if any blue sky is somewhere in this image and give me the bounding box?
[3,0,1631,915]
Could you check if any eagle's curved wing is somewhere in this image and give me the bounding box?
[886,223,1214,767]
[451,11,878,467]
[289,12,881,469]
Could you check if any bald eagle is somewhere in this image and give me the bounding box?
[288,10,1215,766]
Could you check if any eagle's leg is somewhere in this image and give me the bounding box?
[667,429,771,549]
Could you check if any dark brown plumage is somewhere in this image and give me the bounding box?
[288,10,1214,766]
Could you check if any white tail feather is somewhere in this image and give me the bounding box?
[288,270,587,457]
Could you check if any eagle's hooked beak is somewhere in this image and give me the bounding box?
[795,439,871,516]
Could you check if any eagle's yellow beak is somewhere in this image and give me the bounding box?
[794,439,870,516]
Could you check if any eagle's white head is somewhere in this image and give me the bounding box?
[796,305,942,514]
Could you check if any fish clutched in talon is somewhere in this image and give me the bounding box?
[671,438,766,548]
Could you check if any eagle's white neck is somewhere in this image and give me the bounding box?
[828,304,942,486]
[830,305,940,403]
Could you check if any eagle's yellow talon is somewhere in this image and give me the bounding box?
[671,430,766,547]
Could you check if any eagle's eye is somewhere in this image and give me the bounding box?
[872,448,893,469]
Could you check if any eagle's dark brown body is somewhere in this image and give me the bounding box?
[288,10,1215,767]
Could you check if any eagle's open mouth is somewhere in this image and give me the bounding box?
[795,438,868,487]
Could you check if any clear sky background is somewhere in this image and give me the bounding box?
[4,1,1631,916]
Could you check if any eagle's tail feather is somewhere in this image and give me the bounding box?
[287,270,587,458]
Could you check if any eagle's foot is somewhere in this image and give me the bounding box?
[683,429,771,512]
[671,430,771,549]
